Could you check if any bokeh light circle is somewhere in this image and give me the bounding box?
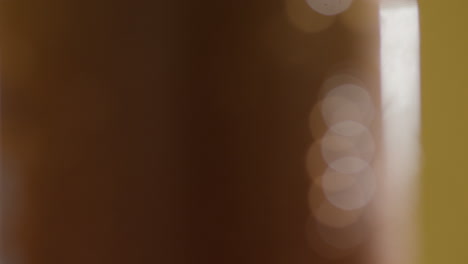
[306,216,360,260]
[306,0,354,16]
[320,121,375,168]
[322,165,376,210]
[308,186,363,228]
[306,142,327,178]
[286,0,336,33]
[308,101,328,140]
[321,79,374,127]
[329,157,368,174]
[316,220,366,250]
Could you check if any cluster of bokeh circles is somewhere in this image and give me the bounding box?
[306,71,377,259]
[281,0,381,259]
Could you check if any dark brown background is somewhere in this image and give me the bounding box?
[0,1,375,263]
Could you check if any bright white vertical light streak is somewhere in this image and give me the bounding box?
[379,1,420,264]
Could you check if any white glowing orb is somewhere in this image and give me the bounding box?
[322,166,376,210]
[321,83,374,127]
[321,122,375,170]
[286,0,336,32]
[306,0,354,16]
[329,157,368,174]
[308,186,362,228]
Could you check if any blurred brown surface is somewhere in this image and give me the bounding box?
[0,1,377,264]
